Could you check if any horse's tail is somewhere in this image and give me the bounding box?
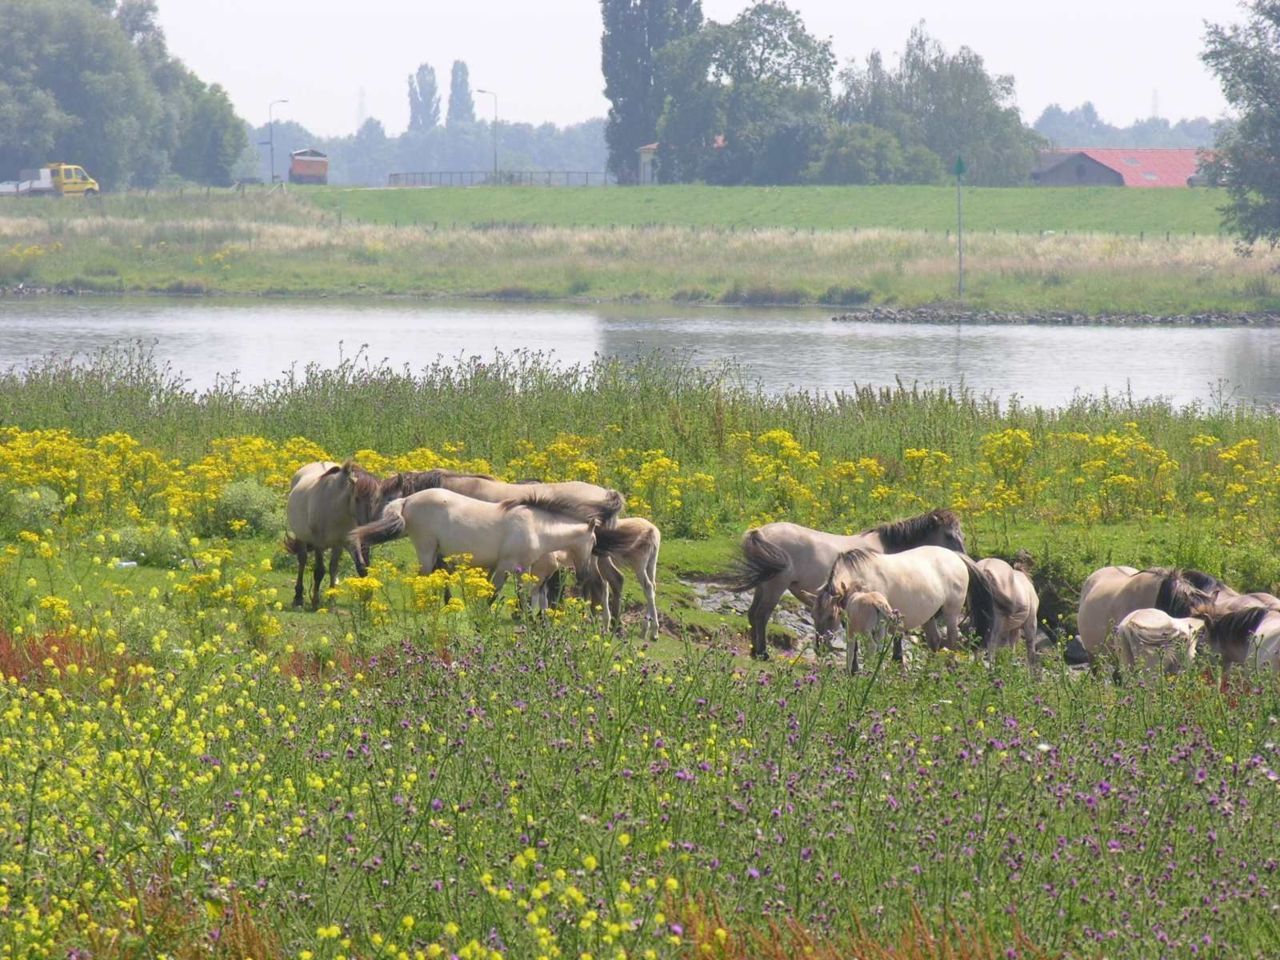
[721,529,790,592]
[348,497,407,572]
[593,523,645,556]
[597,489,625,527]
[961,554,1011,646]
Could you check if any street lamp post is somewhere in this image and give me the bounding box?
[267,99,289,184]
[476,89,498,183]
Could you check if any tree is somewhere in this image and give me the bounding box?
[1203,2,1280,247]
[447,61,475,126]
[837,23,1041,186]
[171,79,246,186]
[600,0,703,183]
[808,123,941,184]
[408,63,440,132]
[655,2,833,185]
[0,0,158,188]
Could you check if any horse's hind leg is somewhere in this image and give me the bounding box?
[747,579,787,660]
[638,556,659,641]
[328,545,343,588]
[310,547,326,610]
[292,542,307,608]
[923,618,945,651]
[601,556,625,633]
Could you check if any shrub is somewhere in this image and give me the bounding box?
[210,479,285,538]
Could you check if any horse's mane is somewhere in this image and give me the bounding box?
[395,468,497,494]
[825,547,877,594]
[870,508,961,550]
[499,491,599,523]
[1196,603,1270,659]
[1148,567,1216,618]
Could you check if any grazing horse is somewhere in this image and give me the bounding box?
[284,460,397,610]
[388,469,625,526]
[976,557,1040,664]
[1076,565,1225,660]
[532,517,662,640]
[1110,608,1203,674]
[723,508,967,660]
[1194,602,1280,673]
[811,546,1006,673]
[348,489,630,603]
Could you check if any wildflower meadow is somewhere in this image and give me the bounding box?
[0,350,1277,959]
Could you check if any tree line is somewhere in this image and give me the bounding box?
[0,0,245,188]
[601,1,1042,186]
[1033,103,1216,150]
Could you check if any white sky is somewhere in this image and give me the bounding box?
[155,0,1244,138]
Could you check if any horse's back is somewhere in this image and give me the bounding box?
[287,461,352,545]
[851,545,966,626]
[1114,608,1201,672]
[1078,565,1154,653]
[977,557,1036,624]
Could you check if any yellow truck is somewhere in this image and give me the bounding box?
[0,163,100,197]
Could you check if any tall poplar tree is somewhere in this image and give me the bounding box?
[447,61,475,126]
[600,0,702,183]
[407,63,440,131]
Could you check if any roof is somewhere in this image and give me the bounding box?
[1036,148,1202,187]
[290,148,328,159]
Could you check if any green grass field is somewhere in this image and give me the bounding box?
[308,183,1227,235]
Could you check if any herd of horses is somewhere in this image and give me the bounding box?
[283,460,1280,676]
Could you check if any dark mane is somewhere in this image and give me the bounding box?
[1198,604,1270,660]
[394,468,497,494]
[1149,568,1215,618]
[869,508,962,551]
[1181,568,1229,594]
[499,492,599,522]
[826,547,876,592]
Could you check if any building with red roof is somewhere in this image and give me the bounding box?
[1031,148,1205,188]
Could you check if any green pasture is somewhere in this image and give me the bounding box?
[308,183,1227,235]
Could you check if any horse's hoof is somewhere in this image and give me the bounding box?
[750,649,770,662]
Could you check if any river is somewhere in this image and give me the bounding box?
[2,297,1278,408]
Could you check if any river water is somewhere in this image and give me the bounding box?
[2,297,1279,408]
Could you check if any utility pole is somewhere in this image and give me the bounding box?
[266,99,289,185]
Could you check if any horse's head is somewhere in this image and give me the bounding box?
[811,583,847,639]
[937,512,966,553]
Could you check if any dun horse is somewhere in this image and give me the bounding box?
[532,517,662,639]
[284,460,398,610]
[975,557,1040,664]
[348,488,631,604]
[388,469,625,526]
[1076,565,1225,661]
[1193,602,1280,673]
[811,546,1006,673]
[723,509,966,660]
[1110,609,1203,674]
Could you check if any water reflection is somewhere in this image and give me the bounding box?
[1,297,1279,408]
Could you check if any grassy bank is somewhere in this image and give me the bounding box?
[2,189,1276,312]
[2,353,1279,958]
[308,183,1227,235]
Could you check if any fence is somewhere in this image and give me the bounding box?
[388,170,612,188]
